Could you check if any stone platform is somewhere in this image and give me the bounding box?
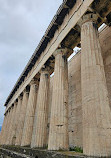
[0,146,109,158]
[0,146,86,158]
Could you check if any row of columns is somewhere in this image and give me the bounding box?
[0,13,111,157]
[0,47,71,150]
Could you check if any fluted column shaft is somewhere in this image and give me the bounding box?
[13,98,22,144]
[31,68,50,148]
[8,103,17,145]
[80,13,111,157]
[48,48,70,150]
[14,96,23,145]
[21,79,38,146]
[6,105,15,145]
[15,89,29,145]
[2,112,10,144]
[4,109,12,144]
[9,101,17,145]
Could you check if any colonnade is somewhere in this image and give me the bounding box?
[0,13,111,157]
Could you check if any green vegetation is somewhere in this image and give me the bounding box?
[69,146,83,153]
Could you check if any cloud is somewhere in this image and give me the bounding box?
[0,0,62,126]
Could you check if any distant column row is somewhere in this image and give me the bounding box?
[0,46,70,151]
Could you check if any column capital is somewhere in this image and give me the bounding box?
[8,107,11,112]
[4,111,8,116]
[78,13,98,27]
[40,66,50,75]
[18,95,23,100]
[11,104,14,108]
[30,78,38,86]
[14,100,18,106]
[30,78,39,94]
[53,48,73,57]
[6,110,9,114]
[23,87,30,94]
[12,103,14,106]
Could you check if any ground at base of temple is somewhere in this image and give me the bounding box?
[0,145,110,158]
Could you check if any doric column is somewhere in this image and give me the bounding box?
[4,108,12,144]
[80,13,111,157]
[8,103,17,145]
[15,88,29,145]
[48,48,72,150]
[9,101,17,145]
[15,95,23,145]
[2,111,10,145]
[31,67,50,148]
[0,113,7,144]
[6,104,15,145]
[21,78,38,146]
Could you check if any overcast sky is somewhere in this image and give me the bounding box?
[0,0,63,126]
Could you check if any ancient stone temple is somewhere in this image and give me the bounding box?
[0,0,111,157]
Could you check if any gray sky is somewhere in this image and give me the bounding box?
[0,0,63,126]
